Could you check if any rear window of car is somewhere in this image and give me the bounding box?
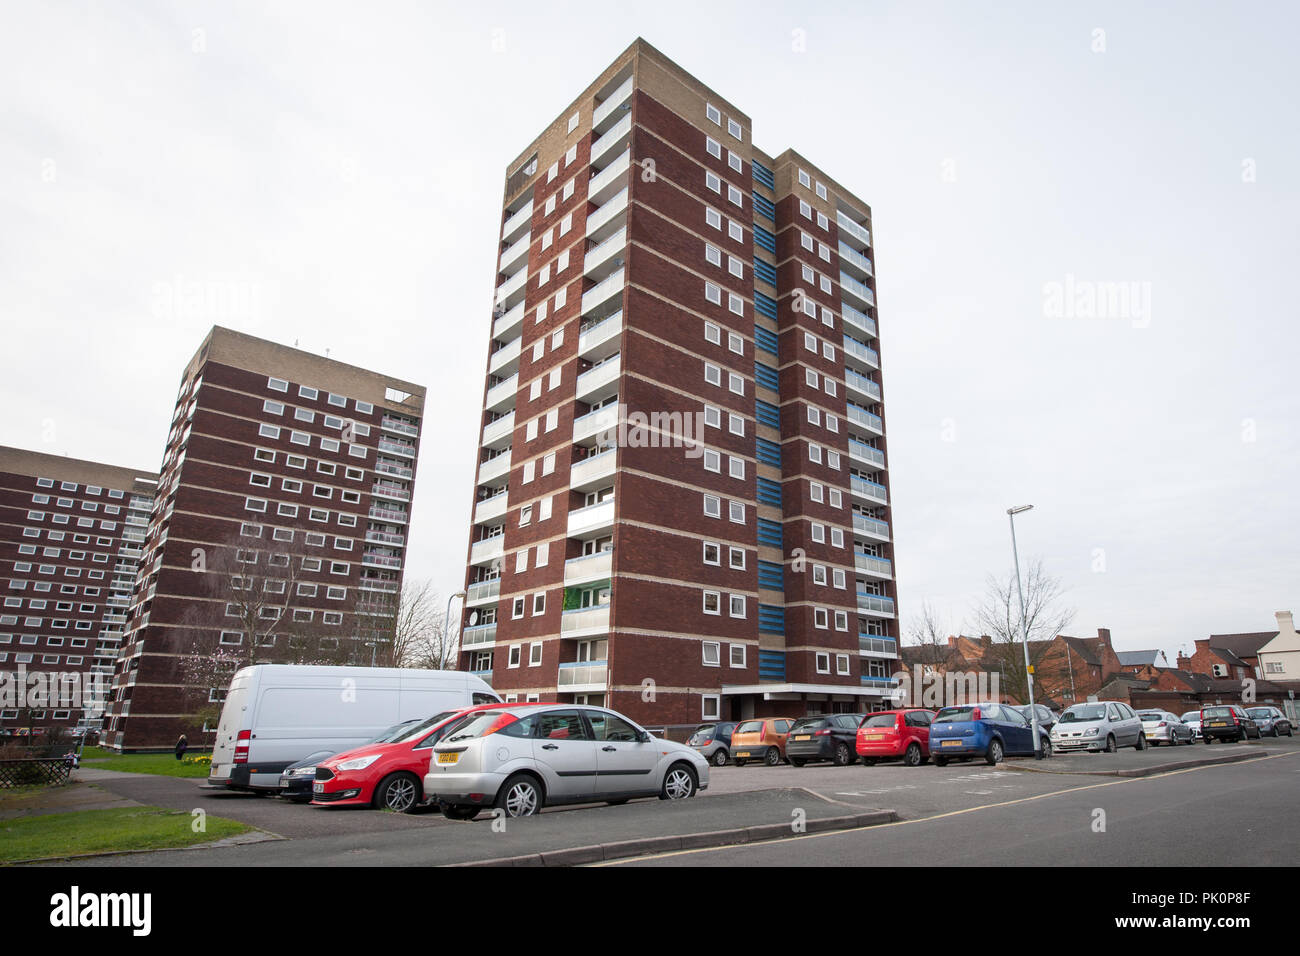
[1201,707,1233,718]
[862,713,899,728]
[934,706,985,723]
[1181,713,1200,722]
[736,720,764,734]
[1137,712,1162,720]
[790,717,829,732]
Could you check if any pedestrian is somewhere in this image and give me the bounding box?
[175,734,188,761]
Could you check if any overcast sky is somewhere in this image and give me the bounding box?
[2,1,1297,663]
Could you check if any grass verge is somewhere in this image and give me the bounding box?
[79,746,213,778]
[0,806,254,863]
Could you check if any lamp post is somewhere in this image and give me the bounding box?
[1007,504,1043,759]
[443,591,467,671]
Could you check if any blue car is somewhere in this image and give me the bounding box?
[928,702,1051,766]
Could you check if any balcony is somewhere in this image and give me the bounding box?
[557,660,609,691]
[363,551,403,569]
[477,450,511,485]
[493,300,525,342]
[461,622,498,649]
[838,241,874,280]
[375,460,414,479]
[851,475,889,505]
[592,75,633,132]
[836,210,871,249]
[564,550,612,586]
[488,337,522,378]
[859,635,898,658]
[861,675,900,690]
[369,505,408,524]
[841,302,877,339]
[845,369,881,403]
[377,437,416,459]
[846,402,883,436]
[484,374,517,414]
[365,529,406,547]
[575,355,621,403]
[855,552,893,579]
[466,578,500,605]
[577,310,623,362]
[560,607,611,638]
[502,199,533,245]
[481,411,514,449]
[583,226,627,283]
[470,536,504,566]
[588,148,631,207]
[848,439,885,468]
[499,230,530,275]
[840,272,876,310]
[842,336,880,372]
[570,448,616,491]
[585,186,628,243]
[581,266,624,319]
[358,578,399,594]
[572,402,620,444]
[852,513,890,542]
[856,592,896,618]
[567,497,615,539]
[494,265,529,312]
[590,111,631,169]
[371,481,411,502]
[473,490,508,525]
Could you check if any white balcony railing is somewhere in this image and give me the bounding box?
[477,451,511,485]
[484,374,517,412]
[575,356,621,400]
[560,608,610,636]
[837,211,871,249]
[840,272,876,310]
[567,497,615,538]
[502,200,533,244]
[592,75,634,130]
[481,411,515,447]
[488,338,521,376]
[564,550,612,585]
[585,186,628,239]
[473,491,508,525]
[572,402,620,443]
[570,448,616,488]
[557,660,609,688]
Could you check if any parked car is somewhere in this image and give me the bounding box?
[1201,705,1261,743]
[1011,703,1061,734]
[856,708,934,766]
[929,702,1050,766]
[1180,711,1203,739]
[1137,710,1194,746]
[426,704,709,819]
[1051,701,1146,753]
[207,665,500,792]
[309,705,515,812]
[730,718,794,766]
[1245,706,1294,738]
[786,714,864,766]
[687,722,738,767]
[278,718,425,801]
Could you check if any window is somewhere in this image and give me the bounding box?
[529,641,543,666]
[729,457,744,480]
[729,594,746,618]
[705,282,722,305]
[728,219,743,242]
[702,638,721,663]
[727,118,742,140]
[704,363,722,387]
[705,243,721,267]
[728,293,743,316]
[295,407,315,423]
[834,610,849,631]
[810,482,824,503]
[508,645,522,668]
[830,527,844,547]
[728,500,744,524]
[704,321,721,345]
[727,184,743,207]
[728,372,744,395]
[814,608,829,629]
[704,405,721,429]
[828,489,843,509]
[728,151,742,173]
[706,171,721,194]
[703,541,720,566]
[728,413,744,436]
[299,385,318,400]
[702,694,721,721]
[728,546,745,570]
[798,169,811,188]
[816,181,828,201]
[706,136,721,159]
[268,377,288,392]
[245,497,267,513]
[703,449,720,473]
[706,207,722,230]
[258,423,280,439]
[836,653,850,675]
[706,103,721,125]
[728,257,743,280]
[704,494,721,518]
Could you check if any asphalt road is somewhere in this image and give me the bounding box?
[604,748,1300,866]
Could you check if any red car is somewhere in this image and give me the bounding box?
[856,708,935,766]
[311,703,513,812]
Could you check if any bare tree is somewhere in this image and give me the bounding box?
[356,578,445,669]
[975,558,1075,704]
[904,601,964,669]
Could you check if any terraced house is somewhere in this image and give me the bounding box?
[460,39,899,730]
[101,327,426,750]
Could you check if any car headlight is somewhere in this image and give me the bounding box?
[336,754,380,771]
[1084,727,1100,736]
[290,766,316,776]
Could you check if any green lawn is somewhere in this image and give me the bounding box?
[79,746,213,778]
[0,806,254,863]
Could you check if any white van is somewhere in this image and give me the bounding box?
[207,665,499,791]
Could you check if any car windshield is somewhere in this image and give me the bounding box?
[1060,704,1107,722]
[443,710,524,742]
[1246,709,1272,719]
[1181,713,1200,722]
[790,717,828,732]
[388,711,458,743]
[862,713,898,728]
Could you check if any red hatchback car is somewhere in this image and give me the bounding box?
[856,708,935,766]
[311,703,512,812]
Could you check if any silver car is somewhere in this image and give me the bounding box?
[1050,700,1147,753]
[1180,711,1203,739]
[1137,710,1194,746]
[425,704,710,819]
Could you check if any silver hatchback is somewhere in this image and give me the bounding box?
[425,704,710,819]
[1051,700,1147,753]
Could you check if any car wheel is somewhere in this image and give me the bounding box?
[1272,727,1280,738]
[1287,726,1294,737]
[765,747,782,767]
[734,759,747,768]
[441,805,480,821]
[833,743,853,767]
[1105,735,1117,753]
[373,772,420,813]
[933,755,949,767]
[660,763,697,801]
[496,773,544,817]
[903,743,922,767]
[1203,735,1211,744]
[789,757,806,767]
[1039,736,1052,759]
[1135,733,1147,752]
[985,739,1004,766]
[860,756,877,767]
[712,749,729,767]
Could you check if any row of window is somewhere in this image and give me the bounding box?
[32,478,127,499]
[702,494,746,524]
[261,400,371,436]
[238,523,355,551]
[0,656,84,667]
[0,576,105,596]
[703,361,746,396]
[2,597,98,613]
[0,616,95,631]
[796,167,830,202]
[248,473,363,504]
[255,423,369,459]
[704,168,745,209]
[0,634,93,647]
[702,589,747,618]
[251,448,370,483]
[29,494,123,515]
[704,102,744,143]
[704,280,745,317]
[231,537,357,568]
[23,512,119,531]
[799,229,832,263]
[266,376,374,416]
[243,498,359,527]
[704,205,746,244]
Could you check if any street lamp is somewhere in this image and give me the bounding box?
[443,591,467,671]
[1007,504,1043,759]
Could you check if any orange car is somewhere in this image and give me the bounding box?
[730,718,795,766]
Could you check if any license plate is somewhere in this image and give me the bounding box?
[863,734,882,740]
[1208,721,1227,727]
[794,735,811,741]
[437,752,459,765]
[312,782,324,793]
[941,739,963,747]
[210,765,224,777]
[735,751,751,758]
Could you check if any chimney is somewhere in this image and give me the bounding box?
[1176,652,1192,670]
[1276,610,1296,637]
[1096,627,1113,649]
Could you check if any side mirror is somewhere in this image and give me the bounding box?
[639,731,653,744]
